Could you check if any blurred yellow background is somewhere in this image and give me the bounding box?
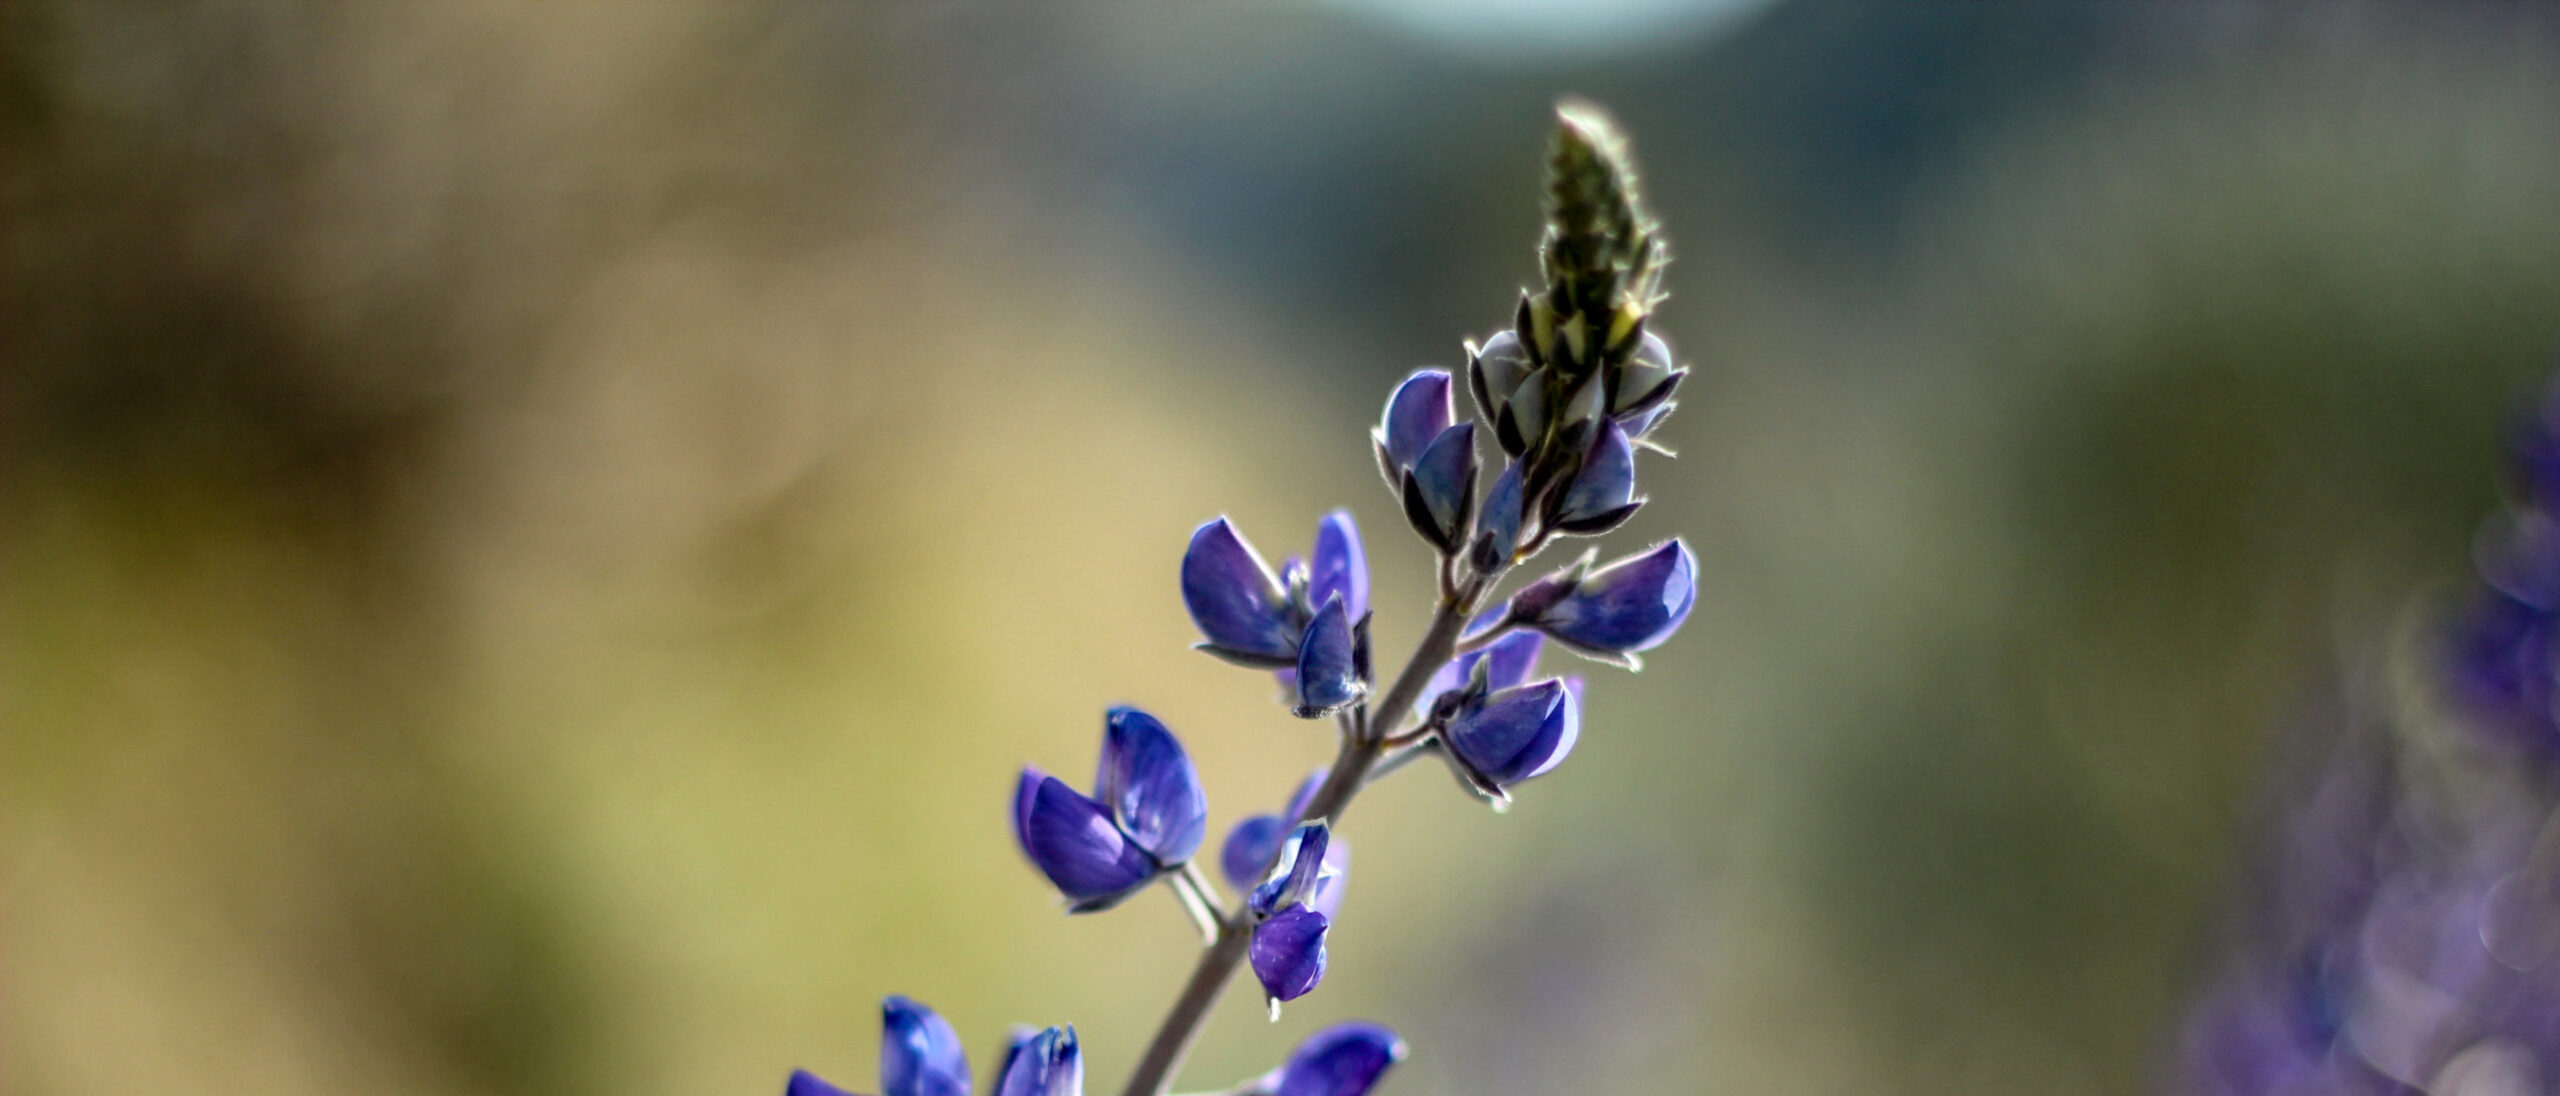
[10,4,2560,1095]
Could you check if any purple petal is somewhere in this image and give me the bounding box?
[787,1071,861,1096]
[1251,822,1332,916]
[1533,540,1697,659]
[1422,630,1545,712]
[1293,595,1365,718]
[1516,677,1582,782]
[1182,519,1299,662]
[2448,593,2560,756]
[1378,369,1454,469]
[1273,1022,1407,1096]
[994,1027,1082,1096]
[1018,774,1158,907]
[1445,679,1572,785]
[1251,905,1331,1004]
[881,996,970,1096]
[1221,814,1287,892]
[1554,420,1636,527]
[1096,707,1207,865]
[1310,511,1369,621]
[1405,423,1478,547]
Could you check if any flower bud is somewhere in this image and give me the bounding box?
[1401,423,1478,554]
[1526,540,1696,668]
[1550,419,1641,536]
[1469,330,1534,421]
[1445,677,1580,786]
[1373,370,1453,486]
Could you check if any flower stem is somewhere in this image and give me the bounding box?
[1117,580,1485,1096]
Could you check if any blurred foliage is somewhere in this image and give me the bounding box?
[8,4,2560,1096]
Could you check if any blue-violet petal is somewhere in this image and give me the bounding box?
[1182,519,1299,662]
[880,996,970,1096]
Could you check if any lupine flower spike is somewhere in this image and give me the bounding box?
[800,101,1696,1096]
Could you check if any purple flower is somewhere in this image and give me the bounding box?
[1510,540,1696,668]
[786,996,972,1096]
[1374,369,1454,486]
[1258,1022,1407,1096]
[1549,419,1641,536]
[1444,677,1581,787]
[1186,513,1375,718]
[1400,422,1479,554]
[1015,707,1207,911]
[994,1026,1080,1096]
[1248,822,1344,1006]
[1251,905,1330,1006]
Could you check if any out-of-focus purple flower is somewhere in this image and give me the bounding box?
[1294,594,1365,718]
[1259,1022,1407,1096]
[1445,677,1580,787]
[993,1026,1081,1096]
[1401,423,1479,554]
[1549,419,1641,536]
[788,1071,860,1096]
[1374,370,1454,486]
[1184,518,1299,666]
[787,996,973,1096]
[1015,708,1207,911]
[1510,540,1696,668]
[880,996,971,1096]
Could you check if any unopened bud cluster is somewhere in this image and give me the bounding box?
[788,102,1696,1096]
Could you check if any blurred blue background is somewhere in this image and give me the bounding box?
[10,3,2560,1095]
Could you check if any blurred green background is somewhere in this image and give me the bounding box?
[10,3,2560,1095]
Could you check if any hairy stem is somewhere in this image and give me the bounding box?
[1118,578,1486,1096]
